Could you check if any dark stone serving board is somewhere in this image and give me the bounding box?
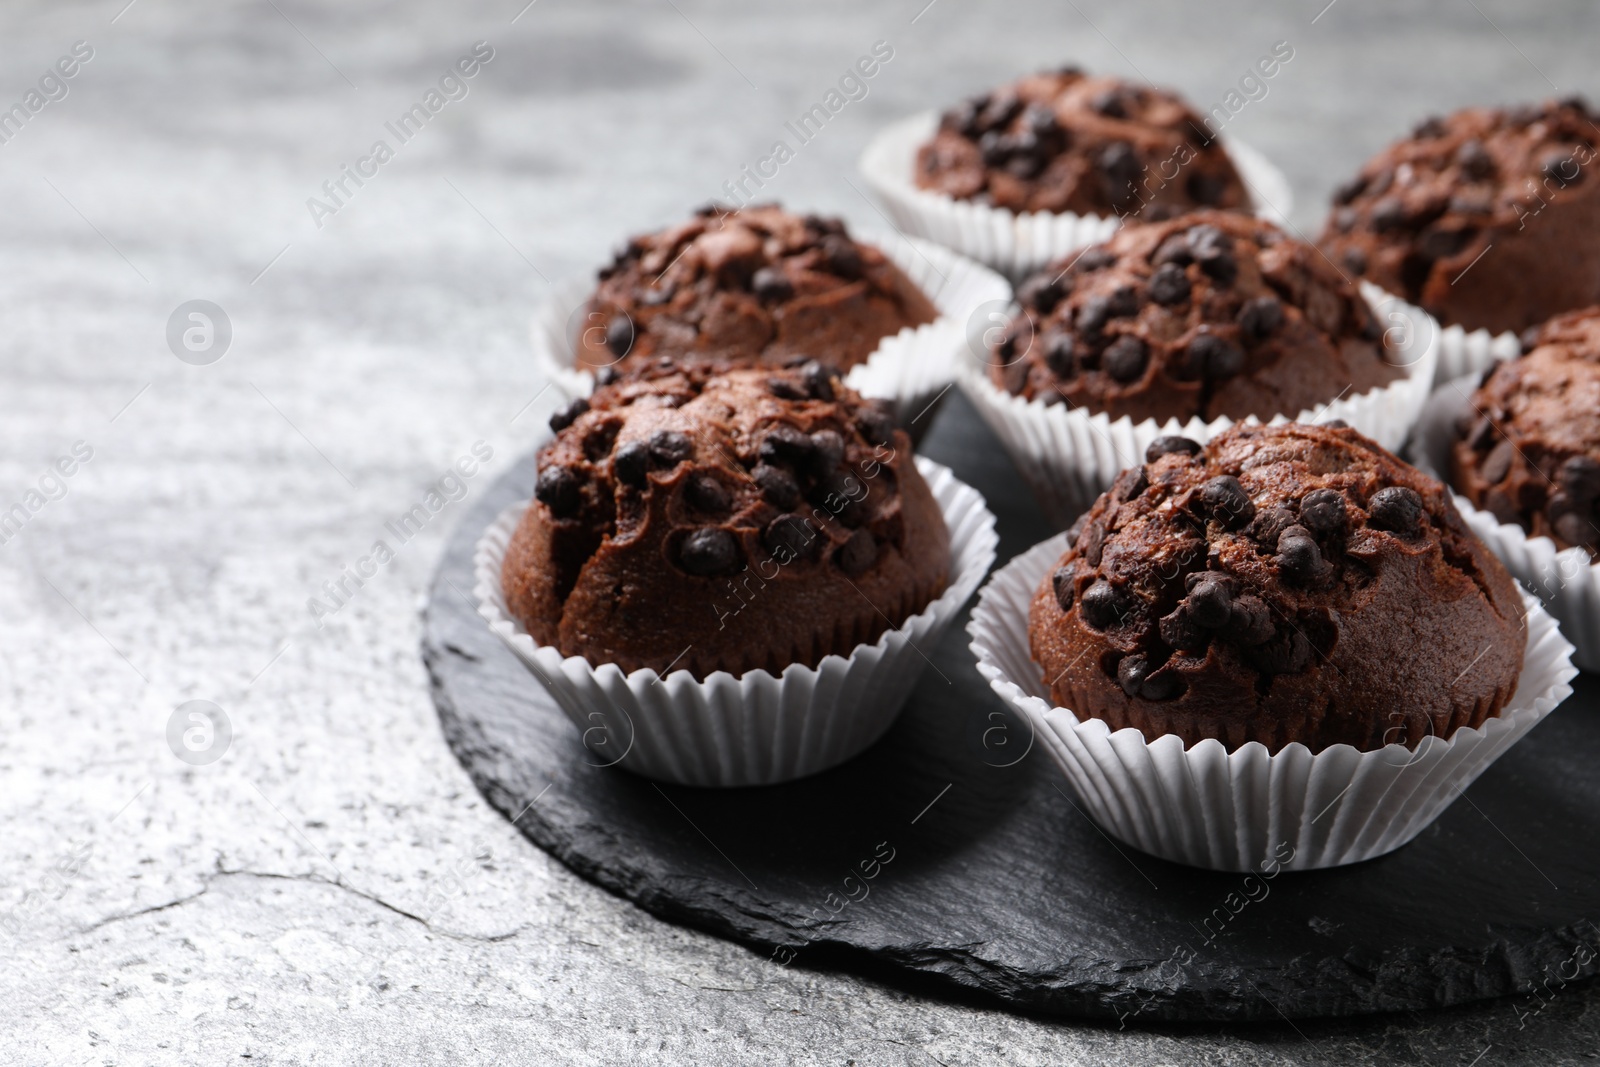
[424,391,1600,1023]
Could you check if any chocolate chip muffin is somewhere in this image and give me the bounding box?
[915,68,1249,219]
[502,361,951,679]
[1030,422,1526,752]
[1450,307,1600,557]
[991,212,1401,423]
[575,205,938,377]
[1320,98,1600,335]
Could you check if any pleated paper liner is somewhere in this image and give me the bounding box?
[968,531,1576,872]
[961,283,1441,527]
[1414,376,1600,671]
[474,458,999,788]
[857,110,1294,282]
[528,235,1011,436]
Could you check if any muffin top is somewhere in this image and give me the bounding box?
[1320,97,1600,333]
[575,204,938,377]
[1030,422,1526,753]
[914,69,1249,218]
[990,211,1402,423]
[502,360,952,679]
[1450,307,1600,556]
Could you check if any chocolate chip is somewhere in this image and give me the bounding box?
[1186,224,1237,284]
[1103,336,1149,383]
[686,473,731,513]
[977,130,1007,165]
[1146,435,1201,462]
[1118,653,1176,699]
[753,463,801,509]
[1411,116,1446,139]
[1159,605,1208,651]
[1148,263,1191,306]
[1370,197,1409,232]
[1018,274,1068,314]
[1481,439,1515,484]
[605,314,634,357]
[1276,525,1325,584]
[680,527,741,576]
[943,97,982,137]
[1152,234,1194,267]
[1023,103,1060,135]
[1225,595,1275,646]
[1367,486,1423,536]
[1542,150,1583,188]
[1554,512,1593,546]
[1187,172,1228,207]
[648,430,694,468]
[1098,141,1142,201]
[759,426,815,466]
[1079,579,1132,630]
[1043,332,1076,377]
[1188,576,1233,629]
[535,465,582,518]
[1298,488,1347,538]
[1246,628,1312,675]
[1201,475,1256,528]
[1187,332,1244,378]
[1466,415,1497,451]
[1519,328,1543,355]
[1079,520,1105,568]
[977,91,1022,133]
[809,429,845,474]
[752,266,794,302]
[1092,87,1129,118]
[768,378,808,401]
[613,441,649,487]
[821,235,864,278]
[1113,465,1149,502]
[594,366,619,387]
[763,514,817,560]
[1107,285,1140,318]
[804,214,846,236]
[1420,227,1475,260]
[1340,247,1369,275]
[1076,294,1113,340]
[548,396,589,433]
[1456,139,1495,180]
[1249,506,1297,547]
[639,284,674,307]
[1052,564,1077,612]
[1332,175,1367,205]
[857,408,896,448]
[1075,248,1117,272]
[1237,296,1284,341]
[800,361,836,402]
[836,528,879,576]
[813,469,866,525]
[1558,456,1600,502]
[1321,418,1349,429]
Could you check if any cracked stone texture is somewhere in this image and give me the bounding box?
[2,0,1598,1063]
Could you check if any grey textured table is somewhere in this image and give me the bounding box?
[4,1,1597,1063]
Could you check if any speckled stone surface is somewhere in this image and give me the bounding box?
[4,0,1600,1063]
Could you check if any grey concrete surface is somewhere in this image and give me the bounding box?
[2,0,1597,1063]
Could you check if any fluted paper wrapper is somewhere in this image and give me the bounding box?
[1432,321,1520,387]
[961,283,1440,526]
[528,236,1011,432]
[1415,377,1600,671]
[968,531,1575,871]
[857,110,1294,281]
[474,458,998,787]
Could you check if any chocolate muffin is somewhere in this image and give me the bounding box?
[575,205,938,377]
[502,361,951,679]
[991,212,1402,423]
[1450,307,1600,556]
[1320,98,1600,335]
[915,69,1249,219]
[1030,422,1526,752]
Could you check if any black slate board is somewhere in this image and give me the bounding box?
[424,391,1600,1023]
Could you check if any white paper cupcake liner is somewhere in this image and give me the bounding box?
[968,531,1576,871]
[473,458,999,788]
[857,110,1294,282]
[960,283,1440,526]
[528,235,1011,433]
[1433,321,1520,387]
[1414,376,1600,671]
